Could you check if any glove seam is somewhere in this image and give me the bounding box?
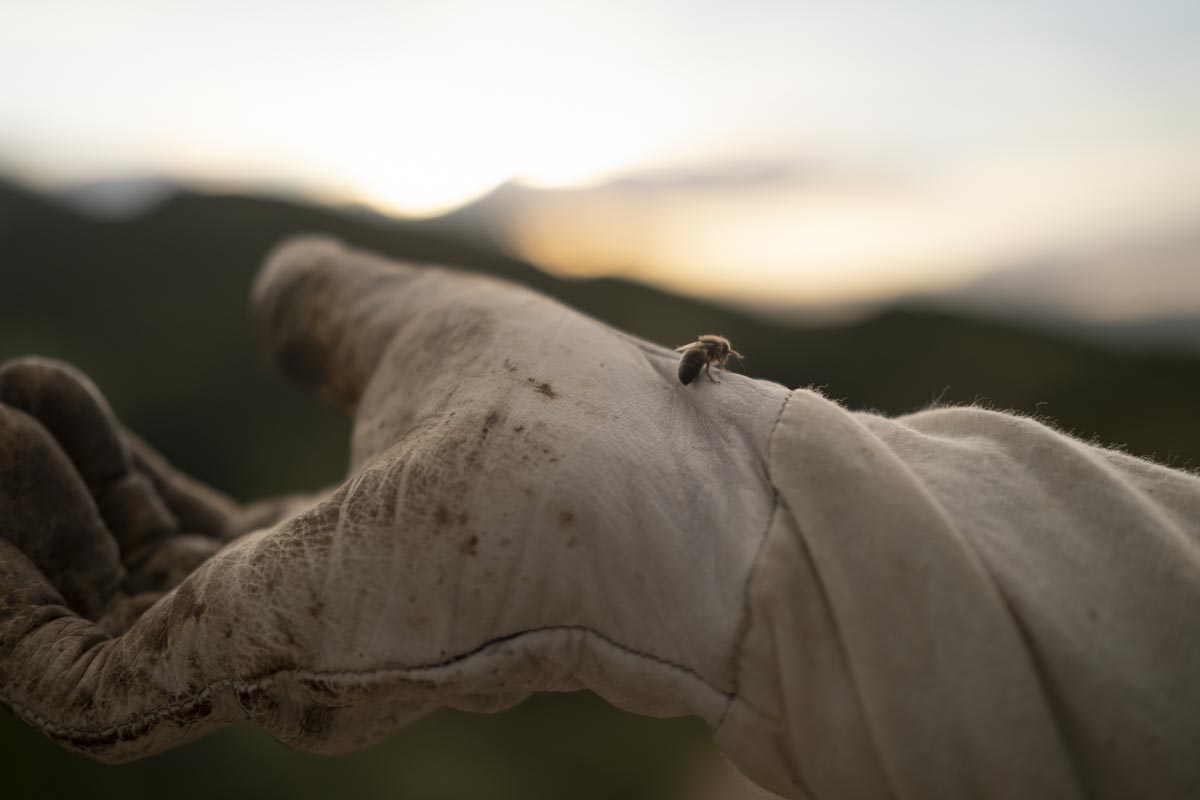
[715,388,795,729]
[0,622,730,749]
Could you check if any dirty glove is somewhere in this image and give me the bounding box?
[0,237,789,762]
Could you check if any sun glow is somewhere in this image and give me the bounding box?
[3,1,1199,306]
[506,140,1200,306]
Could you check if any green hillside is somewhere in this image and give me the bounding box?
[2,179,1198,799]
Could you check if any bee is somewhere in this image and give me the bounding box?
[674,334,744,385]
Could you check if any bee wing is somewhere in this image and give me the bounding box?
[674,342,702,352]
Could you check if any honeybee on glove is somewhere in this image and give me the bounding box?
[675,334,744,385]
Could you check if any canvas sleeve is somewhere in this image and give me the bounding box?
[716,389,1200,800]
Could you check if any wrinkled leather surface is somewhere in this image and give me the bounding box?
[0,237,789,762]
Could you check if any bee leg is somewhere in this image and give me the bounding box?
[705,359,721,383]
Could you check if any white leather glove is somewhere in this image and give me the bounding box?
[0,237,789,763]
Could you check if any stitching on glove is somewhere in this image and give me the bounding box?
[1,623,730,748]
[717,389,794,728]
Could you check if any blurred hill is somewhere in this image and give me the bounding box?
[4,176,1199,480]
[3,176,1200,799]
[422,171,1200,351]
[902,229,1200,351]
[930,231,1200,323]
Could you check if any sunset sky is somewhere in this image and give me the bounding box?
[3,0,1199,309]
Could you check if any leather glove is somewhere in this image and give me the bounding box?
[0,236,789,764]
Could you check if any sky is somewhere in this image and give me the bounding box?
[3,0,1199,312]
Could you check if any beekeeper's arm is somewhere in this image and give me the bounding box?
[1,238,1197,800]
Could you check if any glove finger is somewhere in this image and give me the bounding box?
[122,429,241,540]
[2,357,289,548]
[252,235,422,414]
[252,235,679,417]
[0,404,124,619]
[0,358,221,593]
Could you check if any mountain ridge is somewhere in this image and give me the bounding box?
[3,178,1199,483]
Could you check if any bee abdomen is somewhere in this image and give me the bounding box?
[678,349,706,385]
